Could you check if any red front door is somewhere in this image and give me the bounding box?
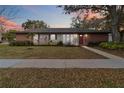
[79,35,88,45]
[79,35,83,45]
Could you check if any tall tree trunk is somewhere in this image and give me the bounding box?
[123,33,124,42]
[111,6,120,43]
[121,32,124,42]
[119,32,123,42]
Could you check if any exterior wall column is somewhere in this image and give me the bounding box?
[65,34,67,44]
[61,34,63,42]
[78,34,80,46]
[77,34,79,46]
[70,34,72,45]
[69,34,71,45]
[108,33,112,42]
[55,34,57,40]
[38,34,40,45]
[59,34,63,43]
[48,34,50,40]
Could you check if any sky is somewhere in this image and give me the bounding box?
[0,5,102,31]
[0,5,74,30]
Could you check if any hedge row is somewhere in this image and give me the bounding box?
[99,42,124,49]
[9,41,64,46]
[9,41,33,46]
[88,41,103,46]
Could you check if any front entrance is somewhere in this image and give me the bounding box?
[79,34,87,45]
[79,35,83,45]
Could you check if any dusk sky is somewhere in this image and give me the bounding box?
[0,5,73,29]
[0,5,102,30]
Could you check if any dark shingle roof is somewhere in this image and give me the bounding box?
[16,28,111,34]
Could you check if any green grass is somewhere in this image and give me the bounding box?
[0,68,124,88]
[0,45,105,59]
[95,47,124,58]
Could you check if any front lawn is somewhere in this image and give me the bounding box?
[0,45,105,59]
[95,47,124,58]
[0,68,124,88]
[93,42,124,58]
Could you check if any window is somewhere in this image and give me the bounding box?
[50,34,55,40]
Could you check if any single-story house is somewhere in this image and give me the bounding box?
[15,28,112,46]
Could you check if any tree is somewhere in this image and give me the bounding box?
[2,30,16,42]
[117,12,124,42]
[0,6,18,42]
[0,26,6,32]
[71,17,82,28]
[22,19,49,30]
[59,5,124,42]
[71,16,107,30]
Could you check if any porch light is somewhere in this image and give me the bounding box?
[80,35,82,37]
[84,34,88,37]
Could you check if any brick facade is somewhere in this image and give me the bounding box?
[87,34,108,42]
[79,34,108,45]
[16,33,109,45]
[16,34,32,41]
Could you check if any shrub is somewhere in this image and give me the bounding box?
[64,42,76,47]
[48,40,58,45]
[9,41,33,46]
[64,42,71,46]
[2,30,16,42]
[88,41,102,47]
[99,42,124,49]
[57,41,63,46]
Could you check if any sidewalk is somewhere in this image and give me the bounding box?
[0,59,124,68]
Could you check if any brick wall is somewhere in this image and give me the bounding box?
[86,34,108,43]
[16,34,32,41]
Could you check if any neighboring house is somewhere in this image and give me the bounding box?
[15,28,111,46]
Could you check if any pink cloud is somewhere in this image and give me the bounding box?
[0,16,22,31]
[73,9,104,20]
[84,11,103,20]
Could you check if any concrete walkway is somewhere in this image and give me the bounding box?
[82,46,124,60]
[0,59,124,68]
[0,46,124,68]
